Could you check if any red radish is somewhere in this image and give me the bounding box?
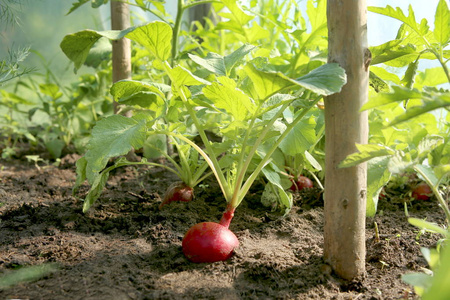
[290,175,314,191]
[182,206,239,263]
[159,181,194,209]
[412,182,432,201]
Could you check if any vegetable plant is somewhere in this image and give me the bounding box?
[64,0,346,262]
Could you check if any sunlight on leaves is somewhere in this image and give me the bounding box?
[203,76,255,121]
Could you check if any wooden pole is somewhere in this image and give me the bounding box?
[324,0,370,280]
[111,0,131,114]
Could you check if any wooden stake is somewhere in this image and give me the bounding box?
[324,0,370,280]
[111,0,131,114]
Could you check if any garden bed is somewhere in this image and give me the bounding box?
[0,154,444,299]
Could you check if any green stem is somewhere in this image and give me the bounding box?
[172,138,193,185]
[145,143,185,178]
[233,103,263,191]
[191,161,212,185]
[237,96,322,206]
[182,97,231,199]
[171,0,185,67]
[157,129,229,200]
[183,0,221,10]
[305,169,324,190]
[414,165,450,226]
[437,55,450,84]
[229,101,291,207]
[194,169,214,187]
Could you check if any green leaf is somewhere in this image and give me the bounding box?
[91,0,108,9]
[203,76,255,120]
[423,246,450,300]
[73,156,87,195]
[420,247,441,271]
[189,44,256,76]
[369,40,418,66]
[401,59,419,89]
[0,263,58,290]
[361,86,423,111]
[434,164,450,183]
[370,66,400,85]
[244,21,270,44]
[414,67,449,89]
[415,164,439,187]
[434,0,450,45]
[408,217,449,237]
[220,0,254,26]
[279,118,317,156]
[368,5,429,38]
[168,65,210,86]
[388,151,415,174]
[339,144,395,168]
[417,136,444,162]
[82,158,150,212]
[45,139,65,159]
[388,151,416,174]
[60,29,130,71]
[294,63,347,96]
[224,44,256,73]
[39,83,63,100]
[402,272,433,295]
[0,90,34,105]
[389,93,450,126]
[245,63,346,102]
[60,21,171,71]
[125,21,172,61]
[110,80,164,98]
[66,0,89,15]
[244,64,296,101]
[261,167,293,211]
[189,52,226,76]
[83,169,110,212]
[84,115,147,183]
[306,0,327,29]
[305,150,322,171]
[110,80,164,108]
[373,47,420,67]
[84,37,111,68]
[366,156,391,217]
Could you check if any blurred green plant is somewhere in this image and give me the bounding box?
[0,263,59,290]
[0,61,113,159]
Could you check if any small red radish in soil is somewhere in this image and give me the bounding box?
[290,175,314,191]
[412,182,432,201]
[159,181,194,209]
[182,206,239,263]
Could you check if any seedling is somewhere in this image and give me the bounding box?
[63,1,346,263]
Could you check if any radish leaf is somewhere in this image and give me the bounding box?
[84,115,147,182]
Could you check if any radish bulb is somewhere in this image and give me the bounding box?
[290,175,314,191]
[159,181,194,209]
[182,206,239,263]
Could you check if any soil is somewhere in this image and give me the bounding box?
[0,154,446,300]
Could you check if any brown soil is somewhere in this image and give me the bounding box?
[0,154,445,299]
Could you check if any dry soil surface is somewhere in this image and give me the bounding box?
[0,154,445,299]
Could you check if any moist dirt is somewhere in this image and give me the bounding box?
[0,154,445,299]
